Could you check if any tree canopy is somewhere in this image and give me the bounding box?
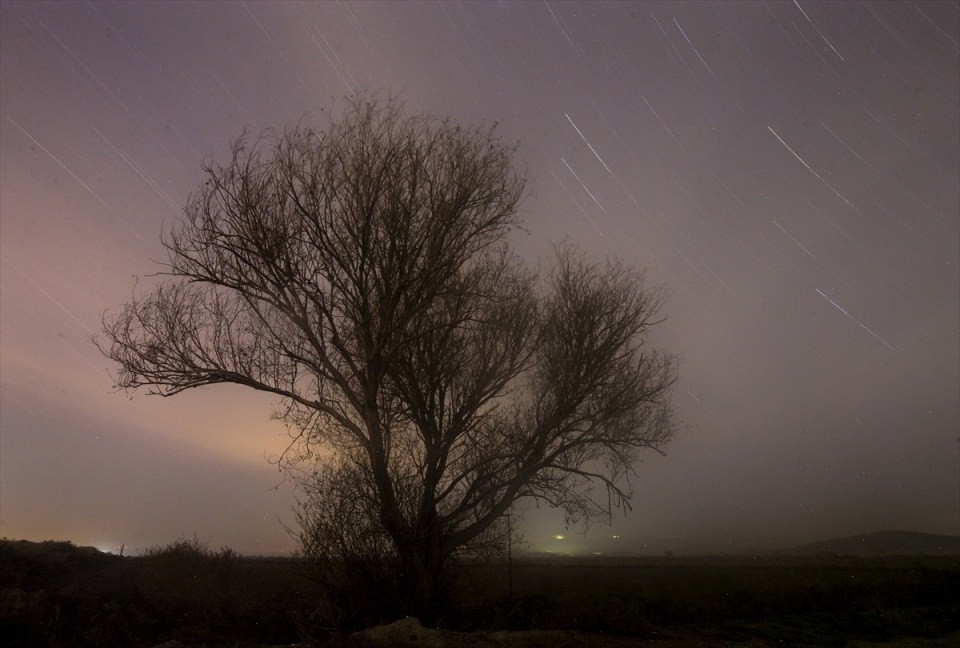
[99,97,677,620]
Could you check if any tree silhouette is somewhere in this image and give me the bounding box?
[99,97,677,620]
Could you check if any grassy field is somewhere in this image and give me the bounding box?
[452,555,960,644]
[2,538,958,646]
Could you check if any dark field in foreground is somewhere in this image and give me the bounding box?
[2,539,959,647]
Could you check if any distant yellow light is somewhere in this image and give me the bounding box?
[554,534,565,540]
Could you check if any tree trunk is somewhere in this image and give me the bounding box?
[397,528,447,623]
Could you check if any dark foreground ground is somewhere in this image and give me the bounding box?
[2,538,958,647]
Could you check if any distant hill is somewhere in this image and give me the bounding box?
[780,531,960,556]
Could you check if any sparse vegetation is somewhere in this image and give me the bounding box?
[136,535,243,633]
[0,537,306,647]
[2,537,959,646]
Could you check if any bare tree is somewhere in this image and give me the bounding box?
[99,97,677,620]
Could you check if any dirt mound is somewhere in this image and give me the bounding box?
[347,617,640,647]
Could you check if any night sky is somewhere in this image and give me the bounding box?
[1,1,957,556]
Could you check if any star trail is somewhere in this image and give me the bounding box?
[1,1,957,555]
